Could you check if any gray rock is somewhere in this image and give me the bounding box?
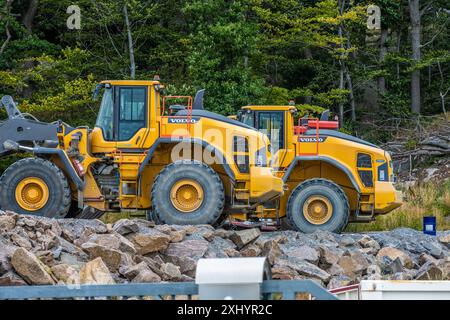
[318,245,341,268]
[415,261,444,280]
[241,244,262,257]
[339,236,356,247]
[11,248,55,285]
[276,257,331,283]
[165,239,209,259]
[112,219,139,235]
[0,242,16,275]
[271,265,298,280]
[376,246,414,269]
[327,275,353,290]
[283,245,319,265]
[0,271,27,286]
[229,228,261,249]
[337,251,369,277]
[0,215,16,231]
[129,230,170,255]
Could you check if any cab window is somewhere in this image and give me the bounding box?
[257,111,284,153]
[117,87,147,141]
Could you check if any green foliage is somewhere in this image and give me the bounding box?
[0,0,447,128]
[184,0,267,114]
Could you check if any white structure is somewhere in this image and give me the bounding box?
[360,280,450,300]
[195,257,271,300]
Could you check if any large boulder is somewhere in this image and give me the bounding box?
[282,245,319,265]
[160,263,182,281]
[11,248,55,285]
[337,251,369,277]
[229,228,261,249]
[271,265,298,280]
[275,257,331,283]
[165,239,209,259]
[81,242,123,272]
[112,219,139,235]
[318,245,341,269]
[51,264,79,284]
[414,261,444,280]
[130,230,170,255]
[376,247,414,269]
[10,234,33,251]
[79,257,115,284]
[240,244,262,257]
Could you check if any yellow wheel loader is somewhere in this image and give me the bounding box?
[233,105,403,233]
[0,81,283,225]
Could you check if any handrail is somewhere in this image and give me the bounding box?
[0,280,337,300]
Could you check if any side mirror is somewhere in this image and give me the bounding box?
[237,110,243,121]
[92,84,104,101]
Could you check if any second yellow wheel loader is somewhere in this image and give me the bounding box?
[233,105,403,233]
[0,80,283,226]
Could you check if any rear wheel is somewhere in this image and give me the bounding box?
[151,160,225,225]
[287,178,349,233]
[0,157,71,218]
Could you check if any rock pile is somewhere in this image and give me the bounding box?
[0,211,449,289]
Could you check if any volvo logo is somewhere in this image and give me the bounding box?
[298,137,327,143]
[168,117,199,124]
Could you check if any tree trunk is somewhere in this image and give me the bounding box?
[304,48,313,104]
[345,67,356,121]
[378,28,388,95]
[22,0,39,34]
[123,3,136,79]
[339,62,344,126]
[409,0,421,114]
[0,0,14,54]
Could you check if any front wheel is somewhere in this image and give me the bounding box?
[151,160,225,225]
[0,157,71,218]
[287,178,349,234]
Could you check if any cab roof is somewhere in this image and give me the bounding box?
[241,105,296,111]
[101,80,160,86]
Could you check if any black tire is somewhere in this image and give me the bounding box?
[0,157,71,218]
[151,160,225,225]
[287,178,349,234]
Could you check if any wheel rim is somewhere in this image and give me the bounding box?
[15,177,49,211]
[170,179,204,213]
[302,195,333,225]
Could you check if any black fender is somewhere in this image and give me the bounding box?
[137,137,236,183]
[33,147,85,191]
[2,140,84,191]
[282,155,361,193]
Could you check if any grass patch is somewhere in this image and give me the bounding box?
[346,180,450,232]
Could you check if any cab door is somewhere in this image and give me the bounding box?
[255,111,290,168]
[115,86,149,151]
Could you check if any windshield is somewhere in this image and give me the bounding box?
[95,87,114,140]
[241,111,255,127]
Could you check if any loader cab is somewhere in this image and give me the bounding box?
[239,107,290,153]
[238,106,299,165]
[90,80,161,153]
